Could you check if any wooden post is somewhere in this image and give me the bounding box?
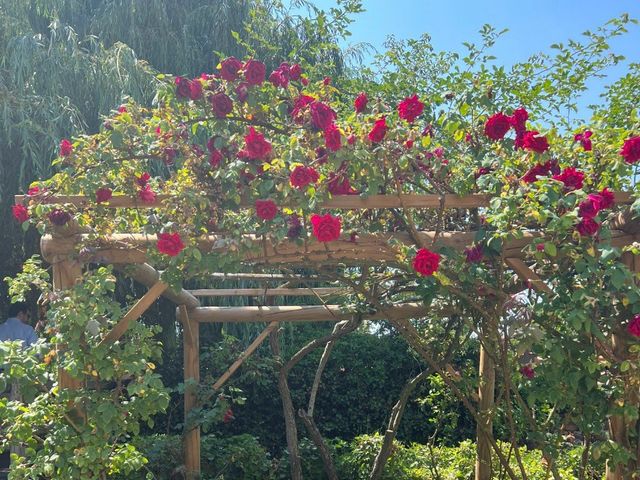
[180,305,200,479]
[475,319,497,480]
[51,259,84,391]
[606,253,638,480]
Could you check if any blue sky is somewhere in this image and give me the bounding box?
[313,0,640,114]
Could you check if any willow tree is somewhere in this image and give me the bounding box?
[0,0,363,317]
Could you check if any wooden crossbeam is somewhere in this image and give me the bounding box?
[40,230,638,266]
[505,258,553,295]
[188,287,343,297]
[14,192,636,211]
[98,281,168,346]
[212,321,280,391]
[183,303,427,324]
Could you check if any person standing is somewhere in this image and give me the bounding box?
[0,302,38,347]
[0,301,38,469]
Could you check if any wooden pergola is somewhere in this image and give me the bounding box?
[16,190,640,480]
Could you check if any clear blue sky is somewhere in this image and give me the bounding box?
[314,0,640,114]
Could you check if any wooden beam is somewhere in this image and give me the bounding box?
[188,287,343,297]
[15,192,636,211]
[40,230,639,266]
[180,305,200,478]
[505,258,553,295]
[185,303,427,324]
[98,281,168,346]
[211,321,280,391]
[115,263,199,309]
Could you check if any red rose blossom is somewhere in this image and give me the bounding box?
[354,92,368,113]
[521,131,549,153]
[27,186,42,196]
[287,215,303,239]
[136,172,151,187]
[175,77,191,98]
[327,173,358,195]
[290,165,319,189]
[48,209,71,226]
[412,248,440,276]
[325,124,342,151]
[553,167,584,191]
[509,108,528,136]
[157,232,185,257]
[368,117,388,143]
[243,127,272,160]
[465,244,484,263]
[209,149,223,168]
[255,199,278,221]
[310,102,336,130]
[96,187,112,204]
[627,314,640,337]
[520,365,535,379]
[484,113,510,140]
[576,218,600,236]
[620,136,640,164]
[186,80,202,101]
[243,59,266,86]
[311,213,341,242]
[269,70,288,88]
[291,95,315,123]
[574,130,592,151]
[219,57,243,81]
[289,64,302,81]
[12,204,29,223]
[578,198,599,219]
[398,94,424,123]
[235,82,249,103]
[593,188,615,210]
[210,93,233,118]
[117,105,127,113]
[59,139,73,157]
[138,185,156,203]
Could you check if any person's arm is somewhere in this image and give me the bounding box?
[26,327,38,347]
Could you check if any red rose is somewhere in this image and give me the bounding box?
[175,77,191,98]
[255,199,278,221]
[484,113,510,140]
[354,92,368,113]
[574,130,592,151]
[157,232,185,257]
[12,204,29,223]
[310,102,336,130]
[301,77,309,86]
[347,134,357,145]
[291,95,315,123]
[325,124,342,151]
[327,173,358,195]
[223,408,234,424]
[368,117,388,143]
[189,79,203,100]
[244,59,266,86]
[323,76,332,86]
[117,105,127,113]
[311,213,341,242]
[136,172,151,187]
[522,163,550,183]
[620,136,640,164]
[465,244,484,263]
[627,314,640,337]
[290,165,319,189]
[163,147,177,166]
[243,127,272,160]
[27,186,43,196]
[59,139,73,157]
[592,188,615,210]
[235,82,249,103]
[578,198,599,219]
[553,167,584,191]
[520,365,535,379]
[474,167,491,179]
[289,64,302,81]
[412,248,440,276]
[220,57,243,81]
[138,185,156,203]
[269,70,288,88]
[509,108,528,136]
[48,209,71,226]
[209,149,223,168]
[576,218,600,236]
[210,93,233,118]
[96,187,112,204]
[287,215,303,239]
[397,94,424,123]
[521,131,549,153]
